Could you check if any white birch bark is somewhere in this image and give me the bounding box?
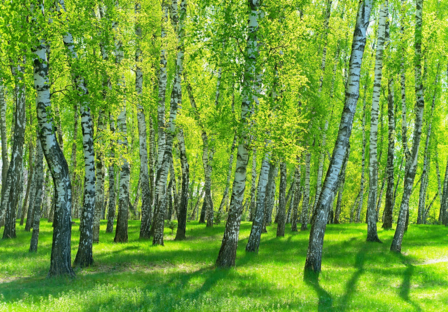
[391,0,425,252]
[305,0,373,272]
[249,149,258,221]
[219,135,237,213]
[366,1,388,242]
[153,0,186,246]
[383,78,395,229]
[93,111,105,243]
[246,153,270,252]
[300,152,311,230]
[106,115,116,233]
[57,0,96,266]
[32,37,74,277]
[216,0,263,267]
[2,59,26,238]
[0,79,8,187]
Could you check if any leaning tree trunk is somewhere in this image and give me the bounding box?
[246,154,271,252]
[174,129,189,240]
[33,38,74,277]
[2,60,26,239]
[216,0,263,267]
[276,162,287,237]
[366,1,388,242]
[305,0,372,273]
[152,0,186,246]
[391,0,425,252]
[383,78,395,229]
[29,137,44,252]
[334,145,349,224]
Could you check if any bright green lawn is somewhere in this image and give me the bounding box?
[1,220,448,311]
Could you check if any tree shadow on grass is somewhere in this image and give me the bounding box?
[338,242,368,311]
[396,253,422,312]
[304,270,333,312]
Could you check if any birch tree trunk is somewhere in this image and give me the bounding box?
[216,0,263,267]
[334,145,349,224]
[0,79,8,187]
[93,111,105,243]
[175,129,189,240]
[29,137,43,252]
[24,147,37,231]
[356,77,368,223]
[276,163,287,236]
[263,164,278,230]
[417,71,438,224]
[219,135,237,213]
[2,60,26,239]
[114,105,131,243]
[383,79,395,229]
[106,115,116,233]
[249,149,257,221]
[366,1,388,242]
[435,150,444,223]
[57,0,96,266]
[70,103,78,218]
[391,0,425,252]
[21,142,34,226]
[300,153,311,230]
[246,154,270,252]
[156,0,169,174]
[442,159,448,225]
[153,0,186,246]
[136,3,152,239]
[33,38,74,277]
[305,0,372,273]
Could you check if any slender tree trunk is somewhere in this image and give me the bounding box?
[135,3,152,239]
[106,115,116,233]
[216,0,263,267]
[93,111,105,243]
[24,148,37,231]
[264,165,278,227]
[417,70,438,224]
[70,103,79,218]
[156,0,169,174]
[153,0,186,246]
[383,78,395,229]
[391,0,425,252]
[114,105,131,243]
[175,129,189,240]
[249,149,258,221]
[334,147,349,224]
[435,150,444,222]
[21,142,34,226]
[366,1,388,242]
[219,135,237,213]
[0,79,8,188]
[57,0,97,266]
[305,0,373,273]
[441,158,448,225]
[301,153,311,230]
[276,162,287,237]
[2,60,26,239]
[29,138,44,252]
[246,154,270,252]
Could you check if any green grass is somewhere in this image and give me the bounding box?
[1,220,448,311]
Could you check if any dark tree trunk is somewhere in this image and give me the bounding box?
[276,162,287,237]
[30,138,44,252]
[383,78,395,229]
[175,129,189,240]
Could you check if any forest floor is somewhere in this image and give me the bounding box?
[1,220,447,311]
